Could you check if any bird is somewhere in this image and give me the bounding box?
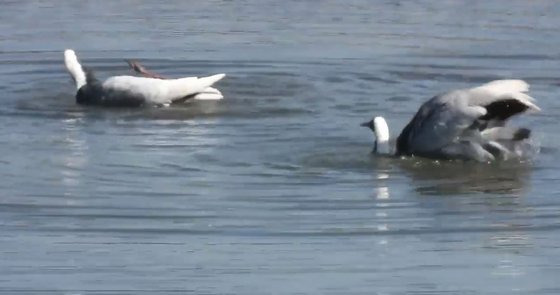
[362,80,541,162]
[63,49,226,107]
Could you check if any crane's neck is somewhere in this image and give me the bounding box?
[64,49,87,90]
[374,117,390,154]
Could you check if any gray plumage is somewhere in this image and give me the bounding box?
[365,80,540,162]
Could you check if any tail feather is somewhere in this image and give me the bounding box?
[505,92,540,111]
[64,49,87,90]
[470,80,537,108]
[476,79,530,95]
[164,73,226,102]
[193,87,224,100]
[468,79,540,122]
[195,73,226,87]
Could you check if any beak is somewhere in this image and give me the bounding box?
[360,120,373,129]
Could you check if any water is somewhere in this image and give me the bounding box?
[1,0,560,294]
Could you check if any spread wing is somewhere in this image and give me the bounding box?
[396,80,539,161]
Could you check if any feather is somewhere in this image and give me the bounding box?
[64,49,87,90]
[389,80,540,161]
[64,49,226,107]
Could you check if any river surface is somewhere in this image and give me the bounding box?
[1,0,560,294]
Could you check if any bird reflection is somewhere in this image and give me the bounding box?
[372,162,391,242]
[395,158,531,196]
[376,186,389,200]
[60,117,88,198]
[367,155,536,255]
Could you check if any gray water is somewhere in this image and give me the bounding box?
[1,0,560,294]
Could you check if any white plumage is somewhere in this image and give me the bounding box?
[102,73,226,104]
[64,49,87,90]
[466,79,540,115]
[64,49,226,106]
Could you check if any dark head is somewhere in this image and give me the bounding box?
[360,119,375,131]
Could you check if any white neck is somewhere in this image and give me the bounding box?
[374,116,390,154]
[64,49,87,90]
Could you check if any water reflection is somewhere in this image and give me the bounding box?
[60,117,88,198]
[369,155,536,264]
[396,158,531,196]
[373,160,391,244]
